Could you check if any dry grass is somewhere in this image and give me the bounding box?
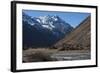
[23,48,58,63]
[23,48,90,63]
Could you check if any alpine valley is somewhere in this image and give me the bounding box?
[22,12,91,62]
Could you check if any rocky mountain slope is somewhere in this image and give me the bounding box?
[54,16,91,50]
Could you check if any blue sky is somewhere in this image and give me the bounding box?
[23,10,90,28]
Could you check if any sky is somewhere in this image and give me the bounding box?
[23,10,90,28]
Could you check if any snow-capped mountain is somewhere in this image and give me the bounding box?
[22,12,73,48]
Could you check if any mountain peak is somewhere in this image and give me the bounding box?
[38,15,60,21]
[23,13,73,32]
[23,13,74,48]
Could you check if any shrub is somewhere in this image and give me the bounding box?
[23,50,57,62]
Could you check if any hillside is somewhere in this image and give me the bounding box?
[54,16,91,50]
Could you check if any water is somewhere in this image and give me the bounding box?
[51,51,90,61]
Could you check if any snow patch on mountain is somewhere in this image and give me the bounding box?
[23,12,73,37]
[22,12,74,47]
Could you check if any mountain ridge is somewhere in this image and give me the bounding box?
[54,16,91,50]
[22,12,73,48]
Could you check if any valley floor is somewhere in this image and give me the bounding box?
[23,48,90,63]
